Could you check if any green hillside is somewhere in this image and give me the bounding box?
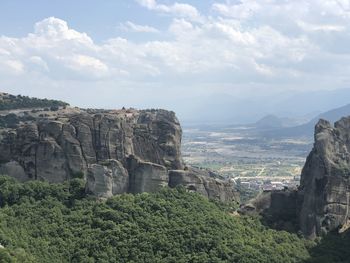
[0,176,313,263]
[0,93,68,111]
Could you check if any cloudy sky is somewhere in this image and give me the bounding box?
[1,0,350,123]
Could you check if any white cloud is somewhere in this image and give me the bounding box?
[59,55,109,77]
[0,17,108,80]
[212,1,261,19]
[28,56,49,72]
[136,0,157,9]
[135,0,202,21]
[297,20,346,32]
[119,21,159,33]
[1,0,350,109]
[0,60,24,74]
[33,17,93,45]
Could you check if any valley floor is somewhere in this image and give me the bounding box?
[182,125,312,198]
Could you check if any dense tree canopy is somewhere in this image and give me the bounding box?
[0,176,345,262]
[0,94,68,111]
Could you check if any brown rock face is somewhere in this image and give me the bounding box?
[0,106,236,201]
[299,117,350,238]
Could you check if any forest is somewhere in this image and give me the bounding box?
[0,94,68,111]
[0,176,348,263]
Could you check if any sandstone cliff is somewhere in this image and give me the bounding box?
[0,103,236,202]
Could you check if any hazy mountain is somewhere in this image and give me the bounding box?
[253,114,304,129]
[179,88,350,125]
[254,115,284,129]
[262,103,350,138]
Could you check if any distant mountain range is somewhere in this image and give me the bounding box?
[253,114,303,129]
[179,88,350,125]
[257,103,350,138]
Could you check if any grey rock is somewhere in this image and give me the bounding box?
[86,159,129,198]
[252,117,350,237]
[127,156,169,194]
[169,167,237,202]
[239,192,272,215]
[0,108,183,183]
[298,117,350,238]
[0,103,237,202]
[169,169,209,197]
[0,161,28,182]
[86,164,113,198]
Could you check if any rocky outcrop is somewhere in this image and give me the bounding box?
[86,159,128,198]
[0,108,183,182]
[245,117,350,238]
[298,117,350,238]
[169,167,238,202]
[237,116,350,238]
[127,156,169,194]
[240,189,299,232]
[0,105,236,201]
[0,161,27,182]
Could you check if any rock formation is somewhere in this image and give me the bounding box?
[0,103,236,202]
[298,117,350,238]
[127,156,169,194]
[86,159,128,198]
[169,167,238,202]
[0,108,182,180]
[240,117,350,238]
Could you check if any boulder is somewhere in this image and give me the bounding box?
[169,168,237,202]
[86,164,113,198]
[0,161,28,182]
[127,156,168,194]
[86,159,129,198]
[168,169,209,197]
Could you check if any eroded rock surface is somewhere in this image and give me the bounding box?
[169,167,237,202]
[127,156,169,194]
[239,117,350,238]
[299,117,350,238]
[0,105,236,201]
[86,159,129,198]
[0,108,183,182]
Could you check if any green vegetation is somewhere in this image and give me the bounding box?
[235,180,260,203]
[0,247,35,262]
[0,175,346,263]
[0,114,36,128]
[0,175,311,263]
[0,94,68,111]
[306,231,350,263]
[71,171,85,179]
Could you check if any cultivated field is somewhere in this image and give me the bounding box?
[182,125,313,196]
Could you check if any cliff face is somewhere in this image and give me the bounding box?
[298,117,350,238]
[240,117,350,238]
[0,106,236,202]
[0,108,183,182]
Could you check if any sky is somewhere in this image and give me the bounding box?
[1,0,350,123]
